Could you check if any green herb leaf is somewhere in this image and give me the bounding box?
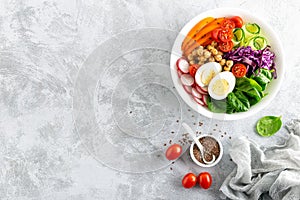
[256,116,282,137]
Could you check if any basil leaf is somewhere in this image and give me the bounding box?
[256,116,282,137]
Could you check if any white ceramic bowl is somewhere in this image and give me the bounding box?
[189,135,223,168]
[170,8,285,120]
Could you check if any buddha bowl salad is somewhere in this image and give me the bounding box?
[176,16,277,114]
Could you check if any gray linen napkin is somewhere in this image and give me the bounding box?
[220,119,300,200]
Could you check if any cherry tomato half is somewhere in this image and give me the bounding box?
[232,63,247,77]
[165,144,182,160]
[198,172,212,189]
[218,41,234,52]
[211,28,221,42]
[182,173,197,189]
[218,28,233,42]
[221,19,235,30]
[189,64,199,77]
[230,16,243,28]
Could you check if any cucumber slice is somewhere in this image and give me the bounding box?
[248,36,267,50]
[232,28,245,42]
[245,23,260,34]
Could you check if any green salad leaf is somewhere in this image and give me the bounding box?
[251,69,273,91]
[227,92,249,112]
[256,116,282,137]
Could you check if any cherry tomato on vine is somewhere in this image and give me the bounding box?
[230,16,243,28]
[218,41,234,52]
[182,173,197,189]
[198,172,212,189]
[232,63,247,77]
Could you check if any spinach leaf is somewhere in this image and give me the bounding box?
[207,97,227,113]
[256,116,282,137]
[251,69,272,91]
[234,90,250,109]
[227,92,249,112]
[236,77,262,92]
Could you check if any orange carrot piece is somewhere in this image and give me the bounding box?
[183,17,225,51]
[184,33,212,56]
[181,17,214,51]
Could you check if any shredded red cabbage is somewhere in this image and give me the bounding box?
[223,46,277,78]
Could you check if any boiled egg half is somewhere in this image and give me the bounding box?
[208,71,236,100]
[195,62,222,87]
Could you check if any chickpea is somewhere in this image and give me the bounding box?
[207,45,213,51]
[208,57,215,62]
[187,54,193,61]
[198,46,204,51]
[203,50,211,58]
[211,41,218,47]
[224,66,230,71]
[190,60,195,65]
[198,61,204,65]
[226,60,234,68]
[199,56,206,62]
[219,59,226,66]
[217,51,223,56]
[197,48,203,56]
[214,55,222,62]
[192,50,197,56]
[211,48,218,56]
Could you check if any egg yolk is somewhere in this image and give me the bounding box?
[212,79,229,95]
[201,70,216,86]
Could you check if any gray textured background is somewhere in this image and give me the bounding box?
[0,0,299,199]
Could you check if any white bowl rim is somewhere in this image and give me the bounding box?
[189,135,223,168]
[170,7,285,120]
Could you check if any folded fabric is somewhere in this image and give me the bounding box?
[220,119,300,200]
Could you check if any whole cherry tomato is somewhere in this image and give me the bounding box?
[211,28,221,42]
[230,16,243,28]
[182,173,197,189]
[165,144,182,160]
[198,172,212,189]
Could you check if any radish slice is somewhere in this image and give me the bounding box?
[200,86,208,93]
[192,88,203,99]
[202,95,208,107]
[193,96,205,106]
[177,69,183,77]
[195,85,208,95]
[183,85,192,94]
[181,74,194,86]
[176,58,189,73]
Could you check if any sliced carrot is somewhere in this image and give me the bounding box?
[202,38,213,46]
[183,17,225,51]
[181,17,214,51]
[184,34,212,56]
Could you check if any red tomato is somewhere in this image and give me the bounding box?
[218,41,234,52]
[211,28,221,42]
[189,64,199,77]
[182,173,197,189]
[165,144,182,160]
[221,19,235,29]
[198,172,212,189]
[232,63,247,77]
[230,16,243,28]
[218,28,233,42]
